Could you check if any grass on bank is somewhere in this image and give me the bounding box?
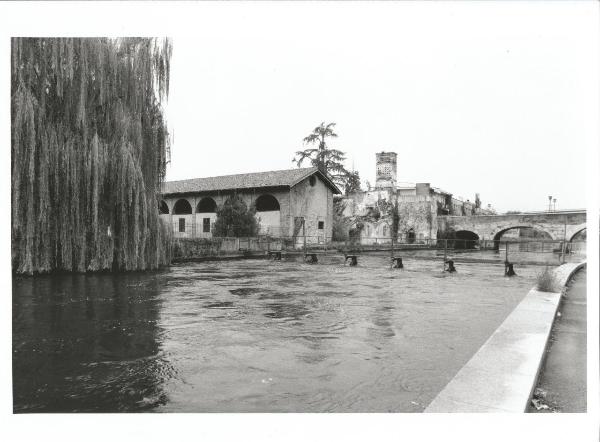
[536,267,561,293]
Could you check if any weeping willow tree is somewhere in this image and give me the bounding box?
[11,38,173,274]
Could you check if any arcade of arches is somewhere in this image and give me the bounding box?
[159,193,283,238]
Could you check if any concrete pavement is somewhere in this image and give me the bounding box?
[529,268,587,413]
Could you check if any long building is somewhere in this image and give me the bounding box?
[160,167,341,243]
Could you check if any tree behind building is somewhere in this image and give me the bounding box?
[293,122,357,191]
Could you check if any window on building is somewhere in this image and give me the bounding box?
[179,218,186,232]
[318,221,324,230]
[203,218,211,233]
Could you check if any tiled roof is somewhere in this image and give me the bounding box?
[161,167,341,195]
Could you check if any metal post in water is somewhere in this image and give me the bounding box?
[390,234,394,269]
[505,241,509,263]
[303,218,306,256]
[444,238,448,271]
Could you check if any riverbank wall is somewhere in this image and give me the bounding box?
[171,237,283,261]
[425,261,586,412]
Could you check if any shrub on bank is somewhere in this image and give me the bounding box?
[536,267,561,293]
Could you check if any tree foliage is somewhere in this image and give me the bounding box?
[332,198,350,241]
[391,201,400,240]
[344,170,362,195]
[213,195,258,237]
[11,38,172,274]
[293,122,351,189]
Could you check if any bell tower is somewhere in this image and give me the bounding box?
[375,151,397,189]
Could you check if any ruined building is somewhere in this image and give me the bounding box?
[341,152,495,243]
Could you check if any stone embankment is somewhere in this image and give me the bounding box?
[425,261,586,412]
[171,237,283,262]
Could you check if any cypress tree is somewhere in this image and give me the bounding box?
[11,38,172,274]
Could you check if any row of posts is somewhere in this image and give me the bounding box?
[267,233,572,273]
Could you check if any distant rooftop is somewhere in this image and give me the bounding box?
[162,167,341,195]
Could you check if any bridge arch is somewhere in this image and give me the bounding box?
[570,227,586,242]
[492,226,553,250]
[454,230,479,249]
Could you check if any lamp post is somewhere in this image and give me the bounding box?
[548,195,552,212]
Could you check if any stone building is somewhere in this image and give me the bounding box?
[342,152,495,243]
[160,167,340,243]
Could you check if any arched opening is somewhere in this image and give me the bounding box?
[255,194,280,212]
[159,200,169,215]
[569,228,586,253]
[406,228,415,244]
[196,197,217,213]
[493,226,552,251]
[570,228,586,242]
[173,198,192,215]
[196,197,217,236]
[454,230,479,249]
[254,194,281,236]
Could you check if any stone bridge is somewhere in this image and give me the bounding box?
[437,210,587,244]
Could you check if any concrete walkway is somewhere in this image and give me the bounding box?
[425,262,585,412]
[529,268,587,412]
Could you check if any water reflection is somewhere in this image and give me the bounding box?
[13,272,174,413]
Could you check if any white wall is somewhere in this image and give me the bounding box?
[256,210,281,236]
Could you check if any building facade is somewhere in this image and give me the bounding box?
[160,167,340,243]
[342,152,496,242]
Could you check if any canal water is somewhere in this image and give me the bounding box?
[13,253,560,412]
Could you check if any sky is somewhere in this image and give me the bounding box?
[163,2,597,214]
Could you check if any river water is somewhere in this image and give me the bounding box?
[13,251,570,412]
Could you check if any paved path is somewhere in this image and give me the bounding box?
[529,268,587,412]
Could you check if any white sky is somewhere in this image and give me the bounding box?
[165,2,598,213]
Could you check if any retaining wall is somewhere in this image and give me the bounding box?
[425,261,586,412]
